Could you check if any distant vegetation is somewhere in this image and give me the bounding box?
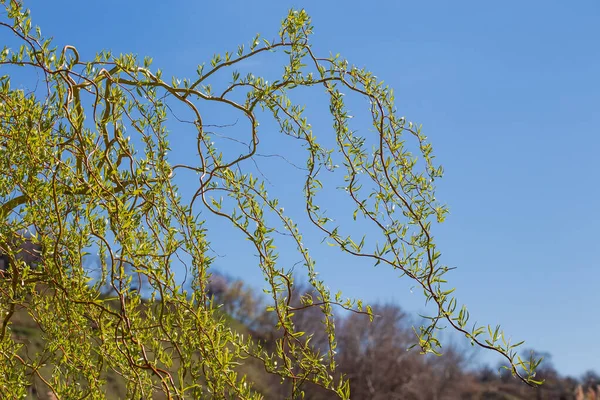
[10,272,599,399]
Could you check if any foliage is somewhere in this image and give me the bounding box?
[3,274,585,399]
[0,0,541,397]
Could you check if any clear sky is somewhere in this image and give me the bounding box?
[18,0,600,378]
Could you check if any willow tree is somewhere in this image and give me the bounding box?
[0,1,541,398]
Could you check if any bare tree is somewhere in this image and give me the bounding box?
[334,304,429,399]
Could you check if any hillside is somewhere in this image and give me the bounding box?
[7,274,596,399]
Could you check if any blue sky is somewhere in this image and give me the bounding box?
[19,0,600,377]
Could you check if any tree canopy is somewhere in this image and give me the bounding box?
[0,1,542,398]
